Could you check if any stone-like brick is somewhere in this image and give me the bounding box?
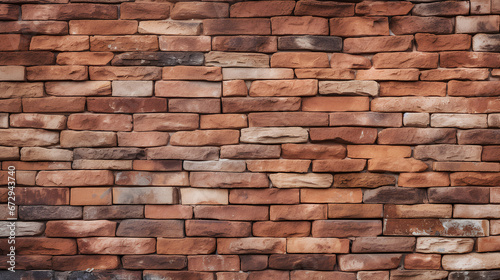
[184,160,246,172]
[450,81,500,97]
[13,238,76,255]
[134,113,198,131]
[222,97,300,113]
[0,99,22,112]
[416,33,471,51]
[0,21,68,35]
[170,130,239,146]
[194,205,268,221]
[287,237,349,254]
[352,237,415,253]
[122,255,186,270]
[46,81,111,97]
[312,159,366,172]
[483,146,500,161]
[296,1,354,17]
[334,173,395,188]
[0,128,59,147]
[218,238,286,254]
[390,16,454,34]
[144,271,214,280]
[338,254,402,271]
[254,221,310,237]
[113,187,176,204]
[22,4,117,20]
[181,188,228,205]
[269,173,332,188]
[473,33,500,51]
[172,2,228,20]
[391,271,448,280]
[429,187,489,204]
[88,97,166,113]
[163,66,221,81]
[230,189,299,205]
[221,144,280,159]
[90,67,162,81]
[53,255,120,271]
[0,147,19,160]
[271,16,329,35]
[295,69,355,80]
[117,219,184,237]
[399,172,450,188]
[145,205,192,220]
[19,206,82,220]
[0,221,44,237]
[139,20,202,35]
[67,113,131,131]
[330,53,371,69]
[384,204,453,219]
[384,219,489,237]
[344,36,413,53]
[57,51,114,65]
[431,113,487,129]
[303,97,370,112]
[312,220,382,237]
[271,52,328,68]
[328,204,383,219]
[330,112,401,127]
[378,128,456,144]
[240,255,268,271]
[120,2,170,20]
[36,170,113,187]
[78,237,155,254]
[434,162,500,172]
[269,254,335,270]
[282,144,346,159]
[451,172,500,186]
[213,36,276,53]
[90,36,158,52]
[356,69,420,81]
[458,129,500,144]
[74,148,144,160]
[347,145,411,158]
[60,131,116,148]
[0,82,43,98]
[330,17,389,36]
[456,15,500,33]
[0,4,19,20]
[112,52,203,67]
[415,145,482,161]
[45,220,116,237]
[147,146,219,161]
[240,127,308,144]
[278,36,342,52]
[364,187,426,204]
[160,36,211,52]
[310,127,376,144]
[204,19,270,35]
[441,51,500,68]
[188,255,239,271]
[201,114,247,129]
[443,253,500,270]
[231,1,294,17]
[70,20,137,35]
[449,271,500,279]
[319,80,378,96]
[301,188,363,203]
[222,68,294,80]
[27,65,87,81]
[373,52,438,69]
[356,1,414,16]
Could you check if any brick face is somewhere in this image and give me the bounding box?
[1,1,499,276]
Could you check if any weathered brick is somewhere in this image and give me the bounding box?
[483,146,500,161]
[218,238,286,254]
[221,144,280,159]
[295,69,355,80]
[312,159,366,172]
[144,271,214,280]
[147,146,218,161]
[0,4,19,20]
[190,172,268,188]
[312,220,382,237]
[429,187,489,204]
[163,66,221,81]
[20,206,81,220]
[269,173,332,188]
[0,82,43,98]
[384,219,489,237]
[385,204,452,219]
[352,237,415,253]
[431,113,487,129]
[200,114,247,130]
[356,69,419,81]
[117,219,183,237]
[78,237,155,254]
[330,53,372,69]
[319,80,378,96]
[330,17,389,36]
[456,15,500,33]
[282,144,346,159]
[356,1,413,16]
[206,52,268,68]
[36,170,113,187]
[157,239,212,255]
[302,97,370,112]
[214,36,276,53]
[269,254,336,270]
[204,19,270,35]
[186,220,251,237]
[296,1,354,17]
[390,16,454,34]
[334,173,395,188]
[442,253,500,270]
[145,205,192,219]
[328,204,383,219]
[70,20,137,35]
[301,188,363,203]
[291,271,355,280]
[11,238,76,255]
[70,187,112,205]
[10,113,66,130]
[310,127,377,144]
[414,145,482,161]
[449,271,500,279]
[240,255,268,271]
[230,189,299,205]
[139,20,202,35]
[222,68,294,80]
[0,129,59,147]
[0,147,19,160]
[249,79,317,97]
[285,238,346,254]
[74,148,144,160]
[413,1,469,16]
[120,2,170,20]
[189,255,239,272]
[0,21,68,35]
[378,128,456,144]
[344,35,413,53]
[422,68,489,81]
[115,171,188,186]
[83,205,143,220]
[222,97,300,113]
[338,254,402,271]
[123,255,186,270]
[473,33,500,51]
[241,127,308,144]
[88,97,166,113]
[113,187,176,204]
[416,33,471,51]
[23,4,117,20]
[271,204,326,221]
[55,256,121,271]
[373,52,438,69]
[27,65,87,81]
[0,221,44,237]
[30,35,88,51]
[169,98,220,113]
[60,131,116,148]
[450,81,500,97]
[330,112,401,127]
[194,205,268,221]
[347,145,411,158]
[181,188,228,205]
[118,132,169,147]
[271,52,329,68]
[170,130,239,146]
[433,162,500,172]
[0,98,21,112]
[160,36,211,52]
[45,220,115,237]
[247,160,310,173]
[278,36,342,52]
[271,16,328,35]
[172,2,228,20]
[458,129,500,144]
[364,187,426,204]
[57,51,114,65]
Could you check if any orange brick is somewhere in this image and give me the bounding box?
[69,20,138,35]
[301,188,363,203]
[172,2,228,20]
[271,16,329,35]
[120,3,170,20]
[70,188,112,205]
[159,36,211,52]
[302,97,369,112]
[230,1,295,17]
[330,17,389,36]
[204,19,270,35]
[271,52,329,68]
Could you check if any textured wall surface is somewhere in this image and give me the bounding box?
[1,0,500,279]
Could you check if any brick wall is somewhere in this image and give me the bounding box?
[1,0,500,279]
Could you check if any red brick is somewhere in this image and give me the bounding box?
[296,1,354,17]
[451,172,500,186]
[352,237,416,253]
[22,97,85,113]
[145,205,192,219]
[2,161,70,171]
[301,188,363,203]
[138,20,202,36]
[122,255,186,270]
[347,145,411,158]
[330,17,389,36]
[399,172,450,188]
[13,238,76,255]
[133,113,198,131]
[449,81,500,96]
[0,21,68,35]
[247,160,310,173]
[186,220,250,237]
[380,82,445,97]
[36,170,113,186]
[159,36,211,52]
[312,159,366,172]
[0,4,18,20]
[90,36,158,52]
[231,1,295,17]
[368,158,428,172]
[416,33,471,51]
[433,162,499,172]
[271,16,329,35]
[248,270,288,280]
[172,2,228,20]
[27,66,87,81]
[169,98,221,113]
[115,171,188,186]
[384,219,489,237]
[356,1,414,16]
[22,4,117,20]
[158,238,216,255]
[295,69,355,80]
[146,146,219,161]
[312,220,382,238]
[253,221,311,237]
[78,237,155,254]
[338,254,402,271]
[217,238,286,254]
[120,3,170,20]
[204,19,270,35]
[45,220,116,237]
[302,97,369,111]
[189,255,240,271]
[53,256,120,271]
[118,132,170,147]
[373,52,438,69]
[194,205,268,221]
[344,35,413,53]
[170,130,238,146]
[222,97,300,113]
[271,52,329,68]
[391,16,454,34]
[328,204,383,219]
[88,97,166,113]
[282,144,346,159]
[67,114,131,131]
[60,130,116,148]
[70,20,137,35]
[57,52,114,65]
[441,51,500,68]
[378,128,456,144]
[483,146,500,161]
[230,189,299,204]
[0,34,30,51]
[287,237,349,253]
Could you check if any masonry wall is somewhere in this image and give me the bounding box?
[1,0,500,279]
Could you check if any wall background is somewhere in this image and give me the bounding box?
[1,0,500,279]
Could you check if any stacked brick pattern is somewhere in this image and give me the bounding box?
[1,0,500,279]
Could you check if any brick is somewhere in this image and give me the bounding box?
[21,147,72,161]
[429,187,489,204]
[90,36,158,52]
[74,148,144,160]
[399,172,450,188]
[302,97,370,112]
[296,1,353,17]
[24,97,85,113]
[145,205,192,219]
[404,113,429,127]
[144,271,214,280]
[45,220,115,237]
[456,15,500,33]
[22,4,117,20]
[169,98,220,113]
[271,204,326,220]
[194,205,268,221]
[374,52,438,69]
[372,96,500,113]
[181,188,228,205]
[271,16,328,35]
[301,188,363,203]
[431,113,488,129]
[163,66,221,81]
[441,51,500,68]
[253,221,310,237]
[201,114,247,129]
[278,36,342,52]
[422,68,489,81]
[172,2,228,20]
[30,35,88,51]
[0,52,55,66]
[249,79,317,97]
[230,189,299,205]
[147,146,219,161]
[13,238,76,255]
[454,205,500,219]
[241,127,308,144]
[218,238,286,254]
[223,68,294,80]
[36,170,113,187]
[310,127,377,144]
[89,66,161,81]
[352,237,416,253]
[449,271,500,279]
[0,255,50,270]
[0,4,18,20]
[113,52,203,67]
[67,113,131,131]
[170,130,238,146]
[338,254,402,271]
[0,221,44,237]
[356,69,419,81]
[248,270,288,280]
[247,160,310,173]
[269,254,335,270]
[88,97,166,113]
[347,145,411,158]
[190,172,268,188]
[458,129,500,144]
[390,16,454,34]
[295,69,355,80]
[27,65,87,81]
[384,219,489,237]
[139,20,202,35]
[451,172,500,186]
[356,1,413,16]
[319,81,378,96]
[122,255,186,270]
[330,17,389,36]
[160,36,211,52]
[83,205,143,220]
[483,146,500,161]
[0,271,54,279]
[0,34,30,51]
[474,34,500,51]
[115,171,188,186]
[78,237,155,254]
[10,113,66,130]
[0,66,24,81]
[120,3,170,20]
[0,147,19,160]
[490,114,500,127]
[0,82,43,98]
[156,81,220,98]
[334,173,395,188]
[117,219,183,237]
[478,236,500,252]
[19,206,81,220]
[413,1,469,16]
[291,271,355,280]
[206,52,268,68]
[3,161,70,171]
[282,144,346,159]
[312,159,366,172]
[222,97,300,113]
[271,52,329,68]
[364,187,426,204]
[378,128,456,145]
[385,204,452,218]
[330,53,371,69]
[214,36,276,53]
[313,220,382,238]
[119,132,169,147]
[113,187,176,204]
[442,253,500,270]
[231,1,294,17]
[414,144,482,161]
[112,81,152,97]
[134,113,198,131]
[188,255,239,271]
[204,19,270,35]
[0,128,59,147]
[331,112,401,127]
[269,173,332,188]
[328,204,383,219]
[47,81,111,97]
[433,162,500,172]
[416,33,471,52]
[357,271,388,280]
[344,35,413,53]
[60,131,116,148]
[240,255,268,271]
[450,81,500,97]
[0,21,68,35]
[392,271,448,280]
[57,52,114,65]
[70,20,137,35]
[221,145,280,159]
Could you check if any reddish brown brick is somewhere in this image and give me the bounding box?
[231,1,295,17]
[172,2,228,20]
[271,16,329,35]
[204,19,270,35]
[70,20,138,35]
[330,17,389,36]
